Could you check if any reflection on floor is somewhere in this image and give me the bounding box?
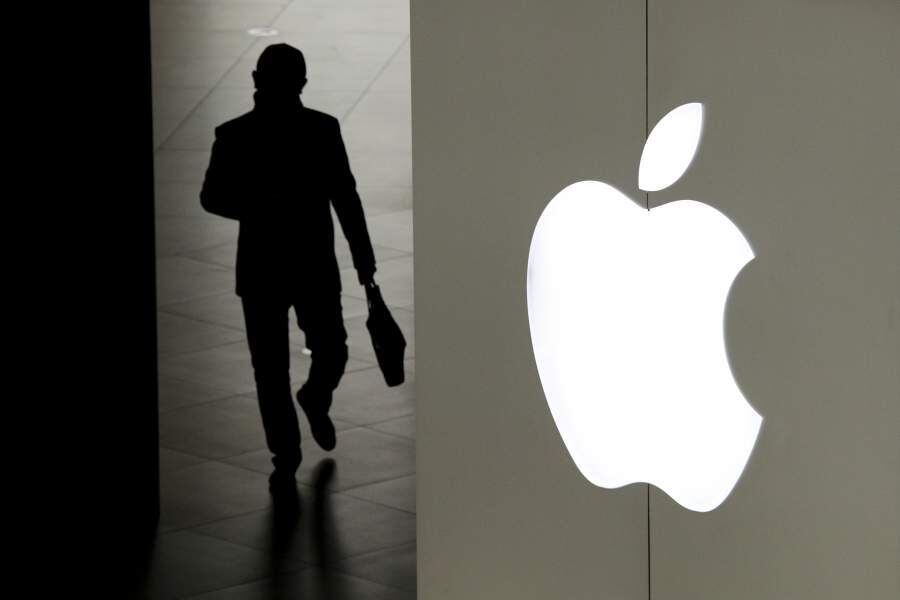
[145,0,413,596]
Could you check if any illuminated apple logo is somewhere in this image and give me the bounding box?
[526,103,762,512]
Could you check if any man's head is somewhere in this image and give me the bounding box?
[252,43,307,95]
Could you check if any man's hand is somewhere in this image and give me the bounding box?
[362,278,378,299]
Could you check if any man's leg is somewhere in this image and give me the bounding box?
[241,294,302,480]
[294,293,348,450]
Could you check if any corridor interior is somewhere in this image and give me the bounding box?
[147,0,414,597]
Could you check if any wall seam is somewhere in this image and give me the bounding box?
[645,2,653,600]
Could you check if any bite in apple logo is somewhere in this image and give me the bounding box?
[526,103,762,512]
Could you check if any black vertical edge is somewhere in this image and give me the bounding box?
[140,0,161,535]
[30,0,161,591]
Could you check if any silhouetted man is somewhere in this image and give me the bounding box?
[200,44,377,494]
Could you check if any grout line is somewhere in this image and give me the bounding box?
[162,254,234,270]
[352,422,416,444]
[160,505,275,537]
[359,422,415,443]
[338,473,416,499]
[181,564,412,600]
[161,480,415,553]
[156,287,240,310]
[336,493,416,517]
[157,390,257,416]
[157,336,249,361]
[159,446,211,464]
[363,412,416,427]
[156,307,246,333]
[340,34,410,123]
[157,370,235,392]
[328,539,417,564]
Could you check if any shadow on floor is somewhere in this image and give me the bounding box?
[127,459,419,599]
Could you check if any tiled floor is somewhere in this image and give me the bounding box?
[144,0,413,597]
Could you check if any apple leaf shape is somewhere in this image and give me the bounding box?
[639,102,704,192]
[527,181,762,512]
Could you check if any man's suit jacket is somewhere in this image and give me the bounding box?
[200,100,376,299]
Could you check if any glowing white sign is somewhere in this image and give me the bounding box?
[526,103,762,512]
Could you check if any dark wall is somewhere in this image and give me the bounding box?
[29,1,159,588]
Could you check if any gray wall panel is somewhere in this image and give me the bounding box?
[413,0,899,597]
[412,1,649,598]
[648,1,900,598]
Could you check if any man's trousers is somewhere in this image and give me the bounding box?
[240,291,349,473]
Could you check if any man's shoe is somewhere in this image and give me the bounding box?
[297,386,337,451]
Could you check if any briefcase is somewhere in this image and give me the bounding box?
[365,284,407,386]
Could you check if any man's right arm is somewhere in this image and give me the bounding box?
[200,131,242,220]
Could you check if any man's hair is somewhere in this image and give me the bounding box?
[255,43,307,90]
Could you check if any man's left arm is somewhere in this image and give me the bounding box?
[329,119,377,286]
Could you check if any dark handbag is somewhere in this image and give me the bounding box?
[365,284,407,386]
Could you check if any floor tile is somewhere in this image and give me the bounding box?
[363,211,414,253]
[151,0,289,4]
[296,428,414,491]
[194,474,415,561]
[180,241,238,269]
[157,311,245,356]
[334,542,416,592]
[153,86,211,147]
[355,186,413,216]
[159,394,266,459]
[158,340,374,395]
[224,427,414,491]
[159,375,235,412]
[367,414,415,441]
[160,447,208,474]
[151,3,285,32]
[342,474,415,514]
[154,149,212,183]
[154,181,207,218]
[344,90,410,125]
[160,290,245,330]
[346,150,411,188]
[136,530,282,600]
[156,256,236,305]
[272,3,409,35]
[159,460,274,531]
[160,392,356,460]
[327,366,415,426]
[152,55,240,88]
[370,52,410,93]
[184,565,413,600]
[152,30,256,59]
[155,215,239,257]
[344,92,411,154]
